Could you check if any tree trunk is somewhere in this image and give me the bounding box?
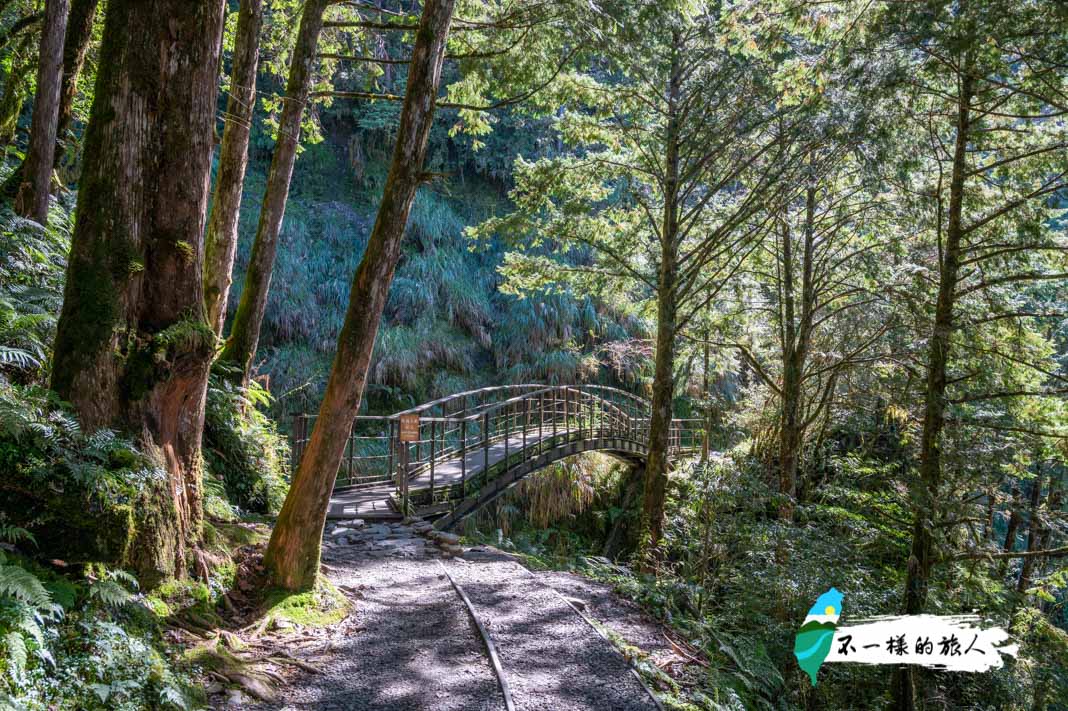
[13,0,68,224]
[1000,483,1023,577]
[263,0,456,592]
[52,0,98,167]
[779,218,800,517]
[700,334,710,465]
[204,0,265,335]
[637,36,681,570]
[1016,471,1044,594]
[603,463,643,561]
[0,33,35,148]
[892,68,973,711]
[50,0,225,585]
[777,186,816,519]
[1036,478,1061,612]
[217,0,326,378]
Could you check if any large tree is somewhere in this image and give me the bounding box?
[264,0,456,591]
[204,0,266,335]
[473,0,805,563]
[723,146,893,517]
[12,0,67,223]
[872,1,1068,707]
[50,0,226,584]
[216,0,328,379]
[53,0,98,168]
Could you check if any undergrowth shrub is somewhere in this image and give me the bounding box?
[0,528,197,710]
[0,204,71,382]
[0,381,164,567]
[202,373,289,515]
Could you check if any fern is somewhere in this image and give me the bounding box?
[0,346,38,369]
[88,568,138,609]
[0,564,52,608]
[0,526,35,547]
[2,631,26,674]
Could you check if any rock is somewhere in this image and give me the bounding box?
[440,543,464,556]
[204,682,224,695]
[229,673,276,702]
[330,527,352,536]
[563,596,587,611]
[343,518,366,528]
[271,617,295,631]
[435,532,461,545]
[225,689,250,706]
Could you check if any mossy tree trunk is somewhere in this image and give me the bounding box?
[637,36,681,570]
[1016,471,1044,594]
[0,33,35,149]
[53,0,98,168]
[777,186,816,520]
[264,0,456,592]
[217,0,326,378]
[204,0,265,335]
[50,0,226,584]
[891,66,974,711]
[13,0,68,224]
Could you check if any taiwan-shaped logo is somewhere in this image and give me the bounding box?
[793,587,843,686]
[794,587,1018,686]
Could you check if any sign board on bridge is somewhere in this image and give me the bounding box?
[398,414,420,442]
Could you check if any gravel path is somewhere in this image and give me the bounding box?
[239,522,668,711]
[251,522,504,711]
[533,570,678,668]
[444,548,660,711]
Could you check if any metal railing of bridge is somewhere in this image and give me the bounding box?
[291,384,705,515]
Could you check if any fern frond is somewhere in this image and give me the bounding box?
[15,613,44,646]
[0,526,35,546]
[0,346,39,369]
[89,579,132,609]
[2,631,27,674]
[0,564,52,608]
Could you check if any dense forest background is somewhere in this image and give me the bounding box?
[0,0,1066,709]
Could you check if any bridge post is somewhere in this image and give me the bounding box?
[347,424,355,486]
[563,388,569,440]
[460,418,467,495]
[387,419,395,489]
[480,411,489,496]
[599,395,605,441]
[429,419,436,499]
[551,389,557,444]
[522,398,527,453]
[538,392,543,454]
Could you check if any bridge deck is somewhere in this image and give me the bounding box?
[327,429,563,520]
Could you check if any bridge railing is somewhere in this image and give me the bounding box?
[290,384,707,500]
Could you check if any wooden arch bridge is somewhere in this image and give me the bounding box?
[290,384,705,530]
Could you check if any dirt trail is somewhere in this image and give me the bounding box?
[237,521,676,711]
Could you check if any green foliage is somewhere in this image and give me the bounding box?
[202,373,289,514]
[0,380,162,566]
[0,204,72,382]
[235,150,647,417]
[0,523,194,711]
